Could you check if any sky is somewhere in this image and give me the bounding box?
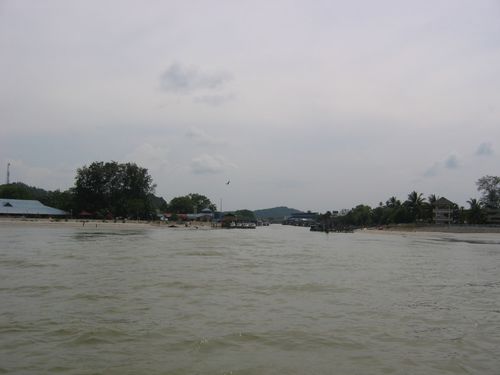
[1,0,499,212]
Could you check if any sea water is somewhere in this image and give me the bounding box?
[1,223,499,374]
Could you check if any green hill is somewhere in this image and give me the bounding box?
[253,206,303,220]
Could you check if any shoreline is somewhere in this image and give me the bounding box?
[364,224,500,234]
[0,217,214,230]
[1,218,500,234]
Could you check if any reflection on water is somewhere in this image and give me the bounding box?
[1,224,500,374]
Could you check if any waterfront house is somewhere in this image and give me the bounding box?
[0,199,68,217]
[283,212,319,226]
[485,208,500,224]
[433,197,456,225]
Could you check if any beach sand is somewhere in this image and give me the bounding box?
[0,217,214,230]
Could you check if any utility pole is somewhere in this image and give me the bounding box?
[6,163,10,184]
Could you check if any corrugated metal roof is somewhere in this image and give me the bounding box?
[0,199,68,216]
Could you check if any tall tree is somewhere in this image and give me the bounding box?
[476,175,500,208]
[421,194,439,222]
[168,196,194,214]
[405,191,425,222]
[187,193,217,212]
[427,194,439,205]
[168,193,216,214]
[385,196,401,208]
[73,161,155,218]
[466,198,484,224]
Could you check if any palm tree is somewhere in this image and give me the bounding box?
[424,194,439,222]
[406,191,425,221]
[385,196,401,208]
[428,194,439,205]
[467,198,484,224]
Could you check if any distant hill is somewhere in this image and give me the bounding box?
[253,206,303,220]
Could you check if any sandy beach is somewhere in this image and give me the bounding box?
[0,217,214,230]
[1,218,499,234]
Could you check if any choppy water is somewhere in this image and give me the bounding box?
[1,224,500,374]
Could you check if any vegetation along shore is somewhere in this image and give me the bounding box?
[1,161,499,233]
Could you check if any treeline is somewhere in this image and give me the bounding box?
[319,175,500,227]
[0,161,217,220]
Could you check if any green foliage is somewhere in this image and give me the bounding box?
[234,209,256,221]
[476,175,500,209]
[148,194,168,211]
[73,161,156,219]
[0,183,32,199]
[42,189,75,213]
[168,196,194,213]
[339,204,373,227]
[187,193,217,212]
[466,198,485,224]
[404,191,425,222]
[168,193,216,213]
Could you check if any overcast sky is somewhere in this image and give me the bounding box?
[1,0,499,212]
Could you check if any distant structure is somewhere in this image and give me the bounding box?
[433,197,456,225]
[0,199,68,217]
[6,163,10,184]
[283,212,319,226]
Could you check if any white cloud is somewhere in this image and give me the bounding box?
[424,153,460,177]
[190,154,235,175]
[185,127,226,146]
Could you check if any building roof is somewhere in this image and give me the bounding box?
[434,197,455,206]
[0,199,68,216]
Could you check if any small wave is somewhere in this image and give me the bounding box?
[181,250,225,257]
[0,259,59,269]
[432,238,500,245]
[154,280,204,290]
[70,292,120,301]
[179,330,364,354]
[253,282,334,295]
[0,284,69,297]
[56,326,132,347]
[466,281,500,288]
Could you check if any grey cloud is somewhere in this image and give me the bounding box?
[445,155,459,169]
[424,154,459,177]
[160,63,231,94]
[424,163,439,177]
[475,142,494,156]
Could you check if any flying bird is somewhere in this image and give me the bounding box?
[226,180,230,185]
